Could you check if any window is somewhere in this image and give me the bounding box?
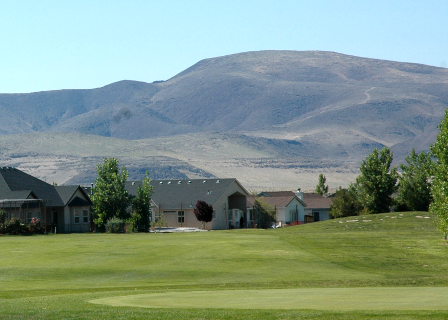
[74,210,80,224]
[177,211,184,223]
[83,210,89,223]
[212,210,216,219]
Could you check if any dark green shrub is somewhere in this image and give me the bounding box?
[5,218,28,235]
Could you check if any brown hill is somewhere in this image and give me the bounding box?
[0,50,447,189]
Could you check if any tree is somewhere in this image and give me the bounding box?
[253,197,276,229]
[430,110,448,238]
[395,149,432,211]
[130,173,153,232]
[91,158,130,231]
[194,200,213,229]
[355,147,398,214]
[329,186,362,218]
[315,173,329,195]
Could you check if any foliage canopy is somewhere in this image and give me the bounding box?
[430,110,448,237]
[396,149,432,212]
[315,173,329,195]
[355,147,398,214]
[130,173,153,232]
[91,158,130,230]
[330,186,362,218]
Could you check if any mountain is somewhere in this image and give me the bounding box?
[0,51,447,190]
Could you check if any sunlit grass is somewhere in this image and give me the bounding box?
[1,211,448,319]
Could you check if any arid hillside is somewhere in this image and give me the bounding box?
[0,51,447,190]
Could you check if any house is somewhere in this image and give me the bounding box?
[0,167,92,233]
[126,178,249,230]
[303,192,334,222]
[247,190,307,226]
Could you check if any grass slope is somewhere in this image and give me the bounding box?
[1,212,448,319]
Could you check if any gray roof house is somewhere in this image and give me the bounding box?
[0,167,92,233]
[303,192,334,222]
[126,178,249,230]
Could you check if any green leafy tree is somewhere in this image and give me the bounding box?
[315,173,329,195]
[254,197,276,229]
[330,186,362,218]
[91,158,130,231]
[355,147,398,214]
[194,200,213,229]
[130,173,153,232]
[430,110,448,238]
[395,149,432,211]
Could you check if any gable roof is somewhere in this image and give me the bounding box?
[251,190,306,208]
[126,178,248,210]
[0,167,92,208]
[54,185,93,206]
[303,193,334,210]
[0,167,64,206]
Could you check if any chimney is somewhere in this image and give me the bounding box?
[295,188,304,201]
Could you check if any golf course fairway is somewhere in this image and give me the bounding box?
[90,287,448,311]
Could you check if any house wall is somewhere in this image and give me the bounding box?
[211,183,248,230]
[305,208,330,222]
[158,208,204,229]
[64,189,91,233]
[151,181,248,230]
[276,199,306,225]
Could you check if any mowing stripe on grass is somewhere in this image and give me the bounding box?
[90,287,448,311]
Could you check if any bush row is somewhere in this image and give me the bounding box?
[0,217,45,235]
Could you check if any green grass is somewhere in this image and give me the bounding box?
[1,211,448,319]
[91,287,448,310]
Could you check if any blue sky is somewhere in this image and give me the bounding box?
[1,0,447,93]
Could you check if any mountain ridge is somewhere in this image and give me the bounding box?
[0,50,447,189]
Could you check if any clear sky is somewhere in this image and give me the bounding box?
[1,0,447,93]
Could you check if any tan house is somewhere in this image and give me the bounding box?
[0,167,92,233]
[126,178,249,230]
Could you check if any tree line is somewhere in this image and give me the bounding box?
[327,110,448,239]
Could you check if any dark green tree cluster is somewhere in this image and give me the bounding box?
[130,173,153,232]
[395,149,432,212]
[330,145,432,218]
[430,110,448,238]
[92,158,153,233]
[356,147,398,214]
[253,197,276,229]
[329,186,361,218]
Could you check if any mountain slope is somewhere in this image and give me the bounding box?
[0,51,447,188]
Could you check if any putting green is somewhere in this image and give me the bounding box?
[90,287,448,310]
